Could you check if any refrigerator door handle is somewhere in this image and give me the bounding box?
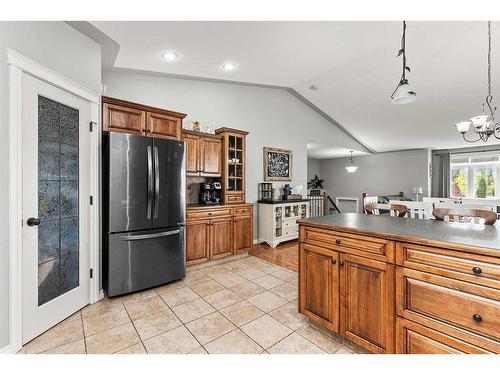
[153,145,160,219]
[120,229,181,241]
[147,145,153,220]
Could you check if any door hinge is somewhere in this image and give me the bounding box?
[90,268,93,278]
[90,121,97,132]
[90,196,94,205]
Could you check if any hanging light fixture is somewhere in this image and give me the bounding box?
[391,21,417,104]
[454,21,500,142]
[346,151,358,173]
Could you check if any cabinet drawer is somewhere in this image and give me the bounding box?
[283,218,298,227]
[396,242,500,288]
[396,267,500,344]
[226,193,245,204]
[396,318,491,354]
[187,208,233,220]
[234,206,252,216]
[300,226,393,262]
[284,226,299,237]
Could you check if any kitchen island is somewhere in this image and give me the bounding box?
[297,213,500,354]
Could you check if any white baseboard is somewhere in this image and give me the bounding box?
[0,345,13,354]
[97,289,104,301]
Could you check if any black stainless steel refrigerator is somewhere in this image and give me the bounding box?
[103,133,186,297]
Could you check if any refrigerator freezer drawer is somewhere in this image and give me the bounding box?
[105,227,185,297]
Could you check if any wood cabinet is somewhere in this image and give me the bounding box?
[186,204,253,266]
[216,128,248,204]
[299,243,339,332]
[182,130,222,177]
[340,254,394,353]
[102,96,186,139]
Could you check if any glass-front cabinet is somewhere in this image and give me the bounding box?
[215,128,249,204]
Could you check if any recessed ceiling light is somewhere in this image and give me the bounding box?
[222,62,237,71]
[309,85,319,91]
[162,52,178,62]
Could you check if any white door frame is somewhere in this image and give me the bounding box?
[5,48,102,353]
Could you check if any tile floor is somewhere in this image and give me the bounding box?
[19,255,365,354]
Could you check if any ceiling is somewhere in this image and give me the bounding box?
[88,21,500,157]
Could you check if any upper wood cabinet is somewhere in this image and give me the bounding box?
[102,96,186,140]
[182,130,222,177]
[340,253,395,354]
[216,128,249,205]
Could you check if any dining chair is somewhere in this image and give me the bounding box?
[432,208,497,225]
[364,203,408,218]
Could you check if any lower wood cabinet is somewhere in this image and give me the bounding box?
[186,204,253,266]
[340,253,394,354]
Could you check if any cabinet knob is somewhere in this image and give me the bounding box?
[339,261,345,267]
[472,314,482,322]
[472,267,482,275]
[208,213,212,215]
[335,239,341,245]
[331,259,336,265]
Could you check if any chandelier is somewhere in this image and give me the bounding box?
[391,21,416,104]
[346,151,358,173]
[454,21,500,142]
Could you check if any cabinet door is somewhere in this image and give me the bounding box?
[210,217,233,259]
[340,253,395,353]
[233,215,253,253]
[186,220,210,266]
[183,133,200,176]
[200,138,222,177]
[147,112,181,140]
[299,243,339,332]
[103,103,145,135]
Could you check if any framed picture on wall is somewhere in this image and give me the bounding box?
[263,147,293,181]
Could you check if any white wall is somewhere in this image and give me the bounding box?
[0,21,101,350]
[103,70,364,238]
[319,149,431,210]
[307,158,321,182]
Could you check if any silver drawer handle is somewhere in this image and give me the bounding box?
[121,229,180,241]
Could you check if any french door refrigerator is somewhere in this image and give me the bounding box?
[103,133,186,297]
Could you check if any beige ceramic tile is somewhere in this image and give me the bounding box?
[83,307,130,337]
[223,260,250,273]
[219,300,265,327]
[271,269,297,282]
[229,281,265,299]
[211,272,247,288]
[143,326,200,354]
[43,339,86,354]
[270,283,298,302]
[235,267,267,280]
[189,346,208,354]
[204,289,242,309]
[119,289,158,304]
[269,302,307,330]
[158,286,199,307]
[334,345,357,354]
[154,280,186,294]
[124,295,168,320]
[24,317,84,354]
[289,277,299,286]
[81,297,124,318]
[240,315,292,349]
[184,270,209,282]
[186,311,236,345]
[296,324,342,353]
[204,329,263,354]
[252,261,283,274]
[172,298,215,323]
[252,275,285,289]
[268,332,326,354]
[202,266,230,278]
[247,291,288,313]
[132,309,182,340]
[86,322,140,354]
[189,278,225,297]
[115,343,147,354]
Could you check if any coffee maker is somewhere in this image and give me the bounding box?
[199,182,222,205]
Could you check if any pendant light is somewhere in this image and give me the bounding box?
[454,21,500,142]
[346,151,358,173]
[391,21,417,104]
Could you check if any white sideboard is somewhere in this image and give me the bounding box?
[258,200,310,248]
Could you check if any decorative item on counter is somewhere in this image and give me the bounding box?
[259,182,274,202]
[263,147,293,181]
[190,121,202,132]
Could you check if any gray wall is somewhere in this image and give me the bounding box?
[0,21,101,350]
[307,158,321,182]
[319,149,431,210]
[102,70,364,238]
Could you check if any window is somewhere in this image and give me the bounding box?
[450,151,500,199]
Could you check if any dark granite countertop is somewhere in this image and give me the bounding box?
[298,213,500,254]
[258,199,310,204]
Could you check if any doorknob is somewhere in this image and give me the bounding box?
[27,217,41,226]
